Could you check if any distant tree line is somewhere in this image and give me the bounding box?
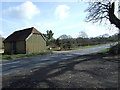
[43,30,119,50]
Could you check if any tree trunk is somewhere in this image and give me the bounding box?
[109,2,120,30]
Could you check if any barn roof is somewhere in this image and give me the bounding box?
[4,27,46,42]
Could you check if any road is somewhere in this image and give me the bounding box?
[0,44,114,75]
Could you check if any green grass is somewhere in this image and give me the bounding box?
[2,50,53,60]
[70,43,111,50]
[98,48,110,53]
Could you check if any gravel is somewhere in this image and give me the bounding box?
[2,53,120,89]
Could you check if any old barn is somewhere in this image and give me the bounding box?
[3,27,46,54]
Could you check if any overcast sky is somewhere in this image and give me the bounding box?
[0,1,119,38]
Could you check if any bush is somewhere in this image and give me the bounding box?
[109,43,120,55]
[60,39,72,50]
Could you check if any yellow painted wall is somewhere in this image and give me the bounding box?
[16,41,25,54]
[26,34,46,54]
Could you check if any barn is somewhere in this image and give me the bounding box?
[3,27,46,54]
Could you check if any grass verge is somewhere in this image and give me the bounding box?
[98,42,120,55]
[2,50,53,60]
[70,43,113,50]
[98,48,110,54]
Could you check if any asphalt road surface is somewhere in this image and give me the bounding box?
[0,44,114,75]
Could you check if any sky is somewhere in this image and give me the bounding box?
[0,1,119,39]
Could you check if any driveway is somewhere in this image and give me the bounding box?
[1,44,113,75]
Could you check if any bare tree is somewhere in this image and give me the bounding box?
[78,31,88,38]
[85,2,120,30]
[85,2,120,54]
[59,34,72,40]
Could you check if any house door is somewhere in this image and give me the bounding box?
[11,41,16,54]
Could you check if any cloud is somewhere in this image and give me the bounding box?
[0,30,4,36]
[55,5,70,19]
[84,24,118,37]
[3,1,40,20]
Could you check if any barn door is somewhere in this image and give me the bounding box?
[11,41,16,54]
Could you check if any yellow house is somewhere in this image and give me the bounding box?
[3,27,46,54]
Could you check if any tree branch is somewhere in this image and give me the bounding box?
[85,2,120,30]
[108,2,120,29]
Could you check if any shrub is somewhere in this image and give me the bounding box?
[109,43,120,55]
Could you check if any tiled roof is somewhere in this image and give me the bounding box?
[3,27,43,42]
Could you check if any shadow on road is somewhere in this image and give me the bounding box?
[2,53,119,88]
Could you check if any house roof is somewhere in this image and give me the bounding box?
[4,27,46,42]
